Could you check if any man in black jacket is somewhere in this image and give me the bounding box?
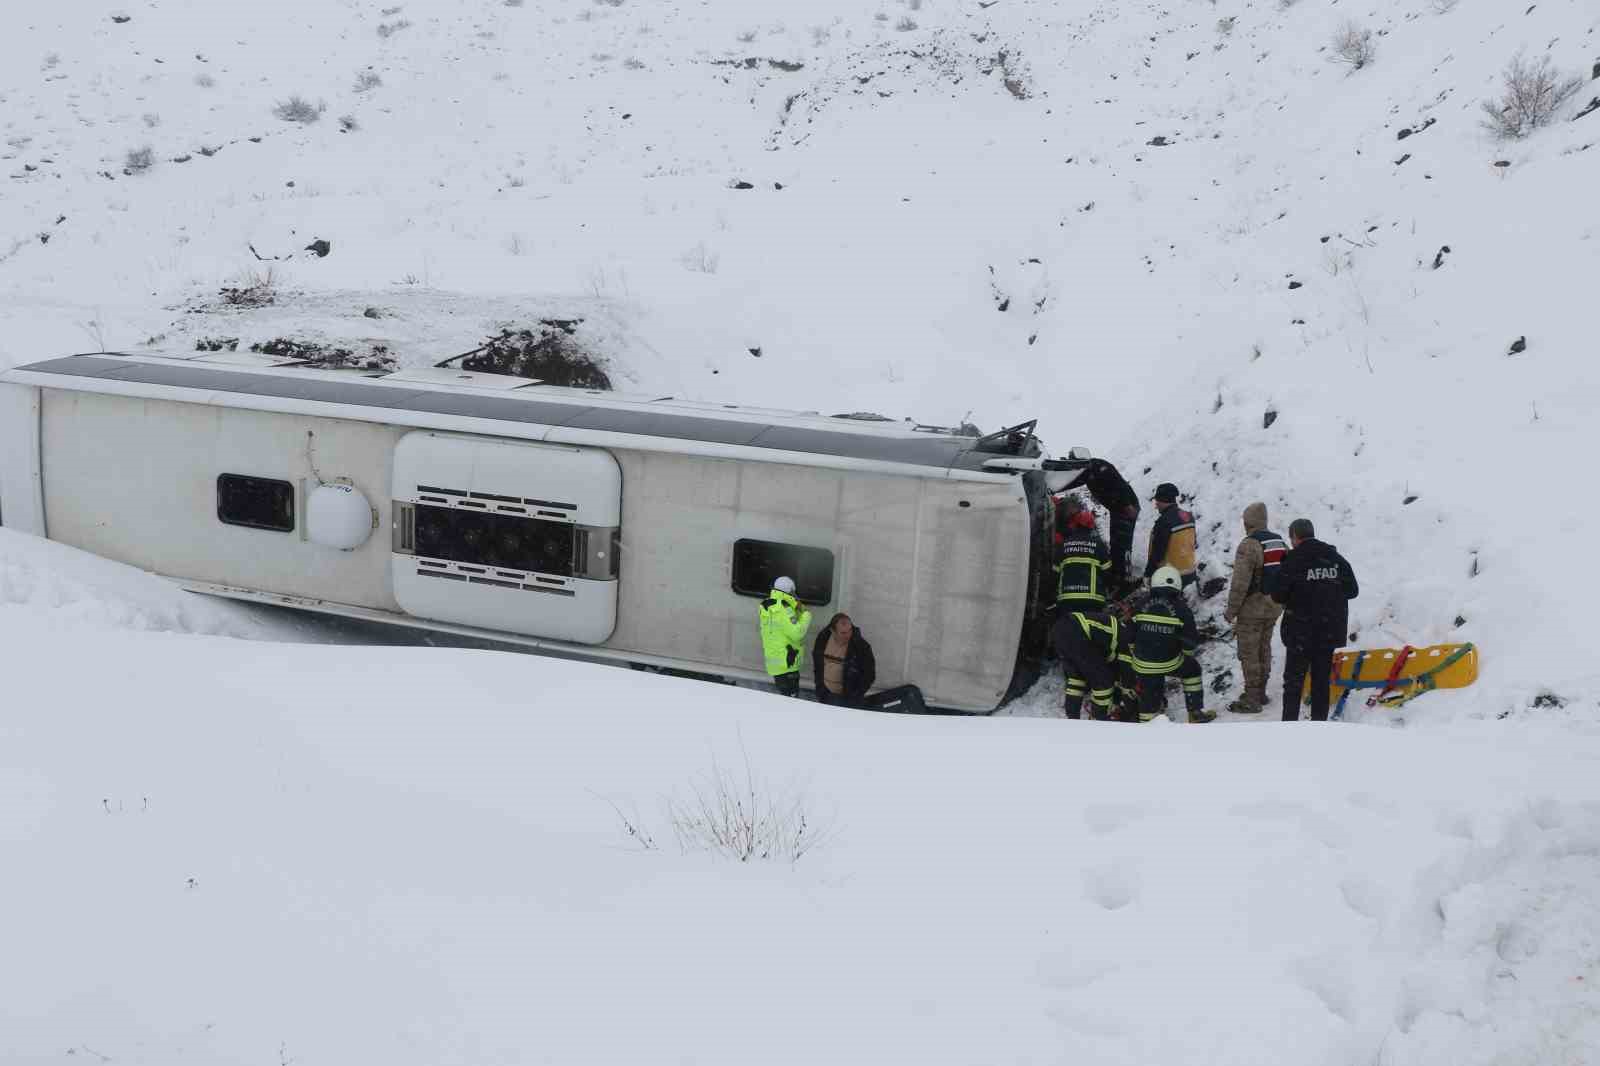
[1061,455,1140,594]
[1272,518,1360,722]
[812,613,877,707]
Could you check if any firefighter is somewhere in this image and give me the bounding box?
[1054,498,1113,611]
[1145,482,1197,589]
[1054,607,1125,721]
[1222,502,1287,714]
[758,576,813,697]
[1061,452,1141,594]
[1127,566,1215,723]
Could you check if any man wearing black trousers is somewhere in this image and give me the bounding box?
[1272,518,1360,721]
[1059,453,1141,596]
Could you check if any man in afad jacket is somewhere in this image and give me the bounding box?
[1272,519,1360,722]
[759,576,813,697]
[1223,501,1287,714]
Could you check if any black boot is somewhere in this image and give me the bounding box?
[1063,695,1084,720]
[1187,690,1216,724]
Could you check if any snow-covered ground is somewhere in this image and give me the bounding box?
[3,0,1599,1060]
[5,535,1600,1065]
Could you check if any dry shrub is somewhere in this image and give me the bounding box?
[219,267,276,307]
[460,322,612,388]
[272,95,325,124]
[1330,21,1376,70]
[1480,52,1583,139]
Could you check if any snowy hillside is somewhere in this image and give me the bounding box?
[3,0,1600,1061]
[3,0,1596,711]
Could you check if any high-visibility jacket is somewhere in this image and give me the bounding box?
[1146,505,1197,579]
[1128,589,1199,675]
[1055,529,1112,607]
[759,589,813,677]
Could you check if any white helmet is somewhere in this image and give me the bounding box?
[1151,566,1182,592]
[773,575,797,594]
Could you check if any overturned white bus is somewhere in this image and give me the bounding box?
[0,351,1064,712]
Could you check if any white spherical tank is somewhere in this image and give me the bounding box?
[306,482,373,550]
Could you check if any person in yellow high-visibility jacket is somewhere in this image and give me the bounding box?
[759,576,813,697]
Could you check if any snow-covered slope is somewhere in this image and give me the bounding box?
[4,552,1600,1065]
[3,1,1600,1061]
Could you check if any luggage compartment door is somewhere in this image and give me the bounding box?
[390,432,621,644]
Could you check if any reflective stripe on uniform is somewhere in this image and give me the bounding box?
[1131,655,1184,674]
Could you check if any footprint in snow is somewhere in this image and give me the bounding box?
[1083,862,1140,911]
[1338,874,1386,921]
[1228,800,1354,851]
[1082,802,1156,836]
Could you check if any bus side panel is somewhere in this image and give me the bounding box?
[39,390,402,610]
[906,480,1032,711]
[0,383,45,535]
[605,450,923,691]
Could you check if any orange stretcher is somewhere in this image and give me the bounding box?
[1306,642,1479,718]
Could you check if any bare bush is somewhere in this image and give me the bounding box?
[219,267,276,307]
[810,25,832,46]
[895,16,918,31]
[272,95,325,124]
[460,323,612,388]
[663,751,829,864]
[1329,22,1376,70]
[737,28,757,42]
[353,70,382,93]
[504,0,524,6]
[623,57,646,70]
[1216,16,1237,35]
[376,19,411,38]
[680,241,720,274]
[1480,52,1583,139]
[1429,0,1459,12]
[194,72,215,88]
[338,114,359,132]
[123,145,155,174]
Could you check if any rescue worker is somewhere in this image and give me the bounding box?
[1145,482,1198,589]
[811,612,876,708]
[1054,607,1126,721]
[1061,453,1141,593]
[1272,519,1360,722]
[1222,502,1287,714]
[1127,565,1214,723]
[759,576,812,697]
[1054,499,1113,611]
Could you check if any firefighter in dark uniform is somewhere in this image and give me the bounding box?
[1054,608,1127,721]
[1127,565,1215,723]
[1060,454,1141,595]
[1054,499,1113,611]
